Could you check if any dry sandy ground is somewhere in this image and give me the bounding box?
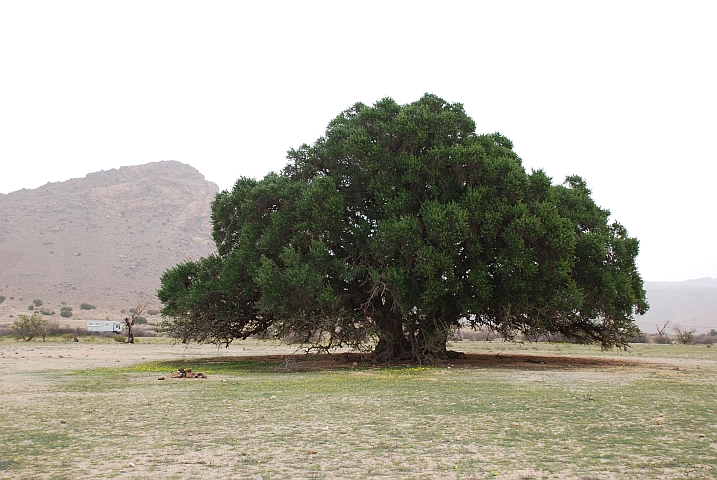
[0,339,307,375]
[1,338,713,375]
[1,339,716,480]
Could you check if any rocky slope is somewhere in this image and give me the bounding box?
[0,161,218,322]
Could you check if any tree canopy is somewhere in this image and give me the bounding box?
[158,94,647,360]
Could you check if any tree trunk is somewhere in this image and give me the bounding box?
[373,318,463,361]
[373,318,412,361]
[373,318,416,361]
[124,317,134,344]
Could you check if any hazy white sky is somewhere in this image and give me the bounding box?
[1,1,715,282]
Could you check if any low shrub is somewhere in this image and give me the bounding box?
[44,323,94,338]
[61,333,75,342]
[451,328,496,342]
[135,316,148,325]
[45,321,69,336]
[0,295,5,303]
[112,334,126,343]
[133,326,157,337]
[32,299,43,307]
[693,333,715,345]
[27,305,34,311]
[524,333,574,343]
[626,332,649,343]
[147,309,160,316]
[80,303,97,310]
[652,333,673,344]
[39,309,54,316]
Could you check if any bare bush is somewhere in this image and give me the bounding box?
[693,333,715,345]
[653,321,672,344]
[626,332,649,343]
[133,326,157,337]
[673,325,696,344]
[452,327,496,341]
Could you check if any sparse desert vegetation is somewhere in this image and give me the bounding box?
[0,338,715,479]
[10,313,47,342]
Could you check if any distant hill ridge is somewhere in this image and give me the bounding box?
[0,161,218,315]
[638,278,717,333]
[646,277,717,288]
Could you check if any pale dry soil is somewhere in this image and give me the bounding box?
[0,338,302,373]
[0,339,715,479]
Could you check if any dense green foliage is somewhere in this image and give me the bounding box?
[60,306,73,318]
[159,95,647,359]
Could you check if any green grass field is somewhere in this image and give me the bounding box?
[0,341,715,479]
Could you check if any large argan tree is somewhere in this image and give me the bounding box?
[158,94,647,360]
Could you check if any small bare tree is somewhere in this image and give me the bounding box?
[655,321,671,344]
[124,302,148,344]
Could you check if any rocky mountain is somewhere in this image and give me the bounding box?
[637,279,717,333]
[0,161,218,320]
